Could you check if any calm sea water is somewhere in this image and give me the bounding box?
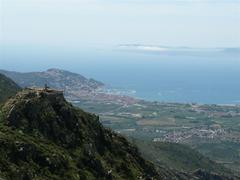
[1,46,240,104]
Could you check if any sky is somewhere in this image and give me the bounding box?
[0,0,240,104]
[1,0,240,49]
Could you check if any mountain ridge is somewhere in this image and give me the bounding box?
[0,73,21,104]
[0,69,138,105]
[0,68,104,91]
[0,88,165,179]
[0,74,238,179]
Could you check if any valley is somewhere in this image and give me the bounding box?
[73,99,240,174]
[1,0,239,178]
[1,68,240,177]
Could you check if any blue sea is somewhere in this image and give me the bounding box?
[1,45,240,104]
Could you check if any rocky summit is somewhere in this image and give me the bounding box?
[0,76,238,180]
[0,88,166,180]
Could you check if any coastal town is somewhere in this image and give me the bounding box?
[153,127,240,144]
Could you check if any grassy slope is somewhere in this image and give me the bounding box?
[196,142,240,173]
[130,139,232,176]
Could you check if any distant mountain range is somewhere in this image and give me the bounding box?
[0,68,104,92]
[0,69,138,105]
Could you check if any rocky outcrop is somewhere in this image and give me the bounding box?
[0,88,163,179]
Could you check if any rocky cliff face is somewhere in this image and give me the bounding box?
[0,88,166,180]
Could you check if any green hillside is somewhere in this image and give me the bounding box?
[0,88,189,180]
[0,73,21,104]
[132,139,232,175]
[0,76,237,179]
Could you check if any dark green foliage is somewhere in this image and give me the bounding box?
[131,139,231,175]
[0,88,238,180]
[0,89,162,180]
[193,169,236,180]
[0,74,21,104]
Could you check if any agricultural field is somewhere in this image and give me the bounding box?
[74,99,240,174]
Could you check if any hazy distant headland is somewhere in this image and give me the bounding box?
[1,44,240,105]
[117,44,240,56]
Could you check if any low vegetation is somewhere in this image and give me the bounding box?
[0,88,167,179]
[0,74,21,104]
[0,73,238,179]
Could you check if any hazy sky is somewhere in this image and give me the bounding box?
[1,0,240,48]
